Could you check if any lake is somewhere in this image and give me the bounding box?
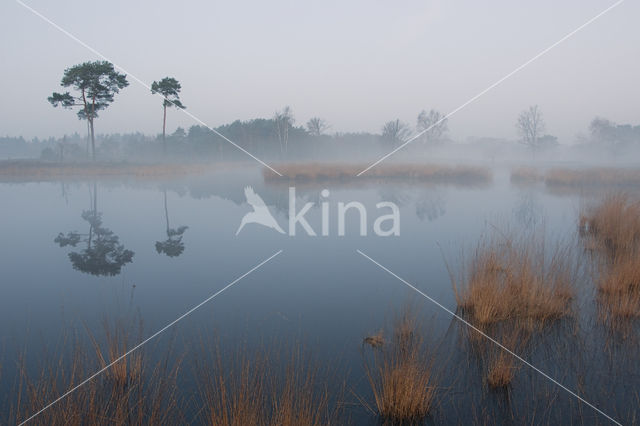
[0,164,637,425]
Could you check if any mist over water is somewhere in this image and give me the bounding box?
[1,163,638,423]
[1,0,640,423]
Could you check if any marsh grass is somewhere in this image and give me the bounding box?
[263,163,492,185]
[580,194,640,259]
[598,256,640,321]
[9,319,182,425]
[87,317,144,390]
[449,230,580,391]
[361,311,441,422]
[581,194,640,324]
[545,168,640,188]
[0,160,214,182]
[194,339,340,426]
[451,232,577,332]
[510,167,544,184]
[484,327,530,390]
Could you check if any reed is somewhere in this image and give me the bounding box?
[87,318,144,390]
[263,163,492,185]
[362,311,439,422]
[581,194,640,322]
[580,193,640,259]
[452,232,577,331]
[9,320,182,425]
[545,167,640,188]
[598,256,640,321]
[484,327,529,390]
[510,167,543,184]
[195,340,338,426]
[0,160,214,181]
[486,350,516,389]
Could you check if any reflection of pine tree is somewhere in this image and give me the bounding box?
[155,190,188,258]
[55,183,134,276]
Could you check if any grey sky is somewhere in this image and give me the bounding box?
[1,0,638,143]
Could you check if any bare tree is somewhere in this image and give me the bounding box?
[274,106,295,154]
[382,119,412,146]
[306,117,330,136]
[416,109,448,144]
[516,105,545,153]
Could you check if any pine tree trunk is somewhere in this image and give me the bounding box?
[90,95,96,161]
[162,104,167,155]
[86,120,90,157]
[89,118,96,161]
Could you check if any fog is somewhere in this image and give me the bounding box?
[2,113,640,168]
[3,3,640,424]
[1,0,639,145]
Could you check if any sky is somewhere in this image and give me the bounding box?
[1,0,638,144]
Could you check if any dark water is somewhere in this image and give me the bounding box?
[0,166,637,424]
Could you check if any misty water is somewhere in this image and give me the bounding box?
[1,165,637,424]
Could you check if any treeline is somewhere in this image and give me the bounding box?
[2,113,639,163]
[585,117,640,148]
[2,56,639,162]
[32,122,383,162]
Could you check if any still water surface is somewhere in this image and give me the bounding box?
[0,166,634,424]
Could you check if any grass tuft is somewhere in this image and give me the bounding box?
[452,232,577,331]
[362,310,440,422]
[195,340,339,426]
[581,194,640,322]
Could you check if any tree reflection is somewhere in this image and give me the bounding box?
[415,190,446,222]
[513,191,542,229]
[155,189,188,257]
[55,183,134,276]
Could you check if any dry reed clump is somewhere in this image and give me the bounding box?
[0,160,213,181]
[452,233,577,332]
[581,194,640,321]
[88,318,144,390]
[580,194,640,259]
[361,311,439,422]
[486,350,516,389]
[363,330,384,349]
[545,167,640,188]
[10,319,182,425]
[195,341,338,426]
[598,257,640,321]
[263,163,492,185]
[510,167,544,184]
[483,327,529,390]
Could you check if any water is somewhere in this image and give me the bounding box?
[0,165,636,424]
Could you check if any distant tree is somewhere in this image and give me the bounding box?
[48,61,128,161]
[516,105,545,153]
[172,127,186,139]
[151,77,186,154]
[381,119,411,146]
[416,109,448,143]
[588,117,640,150]
[274,106,295,154]
[589,117,616,144]
[306,117,330,136]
